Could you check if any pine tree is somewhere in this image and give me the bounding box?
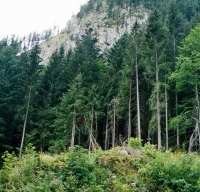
[27,46,66,150]
[19,44,42,156]
[144,9,168,149]
[105,34,128,147]
[166,1,185,148]
[0,38,21,154]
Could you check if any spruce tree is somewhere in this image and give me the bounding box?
[19,44,42,156]
[144,9,168,149]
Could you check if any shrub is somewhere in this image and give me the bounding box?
[128,137,142,149]
[139,151,200,191]
[61,146,107,191]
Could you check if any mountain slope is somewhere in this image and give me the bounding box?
[39,2,148,64]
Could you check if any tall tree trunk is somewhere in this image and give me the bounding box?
[19,85,32,157]
[95,113,98,140]
[105,105,109,150]
[196,84,200,149]
[112,99,116,148]
[165,77,169,150]
[89,105,94,151]
[176,92,180,148]
[189,83,200,152]
[173,34,180,148]
[135,43,141,139]
[70,106,76,148]
[156,50,161,149]
[128,81,132,139]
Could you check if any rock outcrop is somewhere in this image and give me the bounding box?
[40,2,148,64]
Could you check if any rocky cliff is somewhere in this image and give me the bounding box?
[40,2,148,64]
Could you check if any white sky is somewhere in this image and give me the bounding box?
[0,0,88,39]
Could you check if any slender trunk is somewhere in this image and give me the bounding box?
[135,43,141,139]
[19,85,32,157]
[89,105,94,151]
[165,77,168,150]
[173,34,179,148]
[128,81,132,139]
[196,84,200,147]
[112,100,116,148]
[95,113,98,140]
[105,105,109,150]
[70,106,76,148]
[176,92,180,148]
[189,83,200,152]
[156,50,161,149]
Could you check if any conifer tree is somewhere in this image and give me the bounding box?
[27,46,66,150]
[167,1,184,148]
[19,44,42,156]
[105,34,128,146]
[119,22,144,140]
[144,9,168,149]
[0,38,21,154]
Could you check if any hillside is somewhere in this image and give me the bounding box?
[39,1,148,64]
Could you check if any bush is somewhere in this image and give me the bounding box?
[139,151,200,191]
[128,137,142,149]
[1,143,200,191]
[60,146,107,191]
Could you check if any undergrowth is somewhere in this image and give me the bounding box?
[0,139,200,191]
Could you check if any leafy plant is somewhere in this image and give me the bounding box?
[139,151,200,191]
[128,137,142,149]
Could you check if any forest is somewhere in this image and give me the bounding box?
[1,0,200,159]
[2,0,200,191]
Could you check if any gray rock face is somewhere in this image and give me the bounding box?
[40,4,148,64]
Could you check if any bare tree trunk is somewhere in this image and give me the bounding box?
[128,81,132,139]
[70,106,76,148]
[112,99,116,148]
[198,86,200,149]
[189,84,200,152]
[156,50,161,149]
[176,92,180,148]
[95,113,98,140]
[165,77,168,150]
[196,84,200,148]
[89,105,94,151]
[135,43,141,139]
[105,105,109,150]
[19,85,32,157]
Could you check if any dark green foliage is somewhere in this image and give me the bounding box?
[39,47,66,107]
[77,0,96,18]
[26,46,67,151]
[0,38,21,156]
[1,0,200,161]
[106,33,128,100]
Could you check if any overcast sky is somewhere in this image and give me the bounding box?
[0,0,88,39]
